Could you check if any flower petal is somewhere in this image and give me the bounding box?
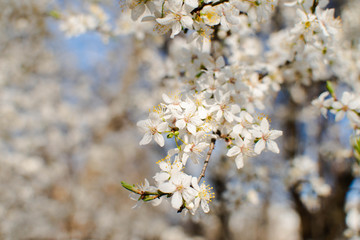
[267,140,280,153]
[154,133,165,147]
[156,15,175,25]
[201,199,210,213]
[171,191,183,209]
[254,139,265,154]
[227,146,240,157]
[157,122,168,132]
[154,172,170,183]
[235,154,244,169]
[159,182,176,193]
[187,124,197,135]
[183,188,197,203]
[176,119,186,129]
[260,118,269,132]
[269,130,283,140]
[139,132,152,145]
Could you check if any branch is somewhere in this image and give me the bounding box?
[310,0,319,14]
[191,0,229,15]
[198,138,216,184]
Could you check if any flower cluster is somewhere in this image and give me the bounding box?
[124,67,283,213]
[58,4,112,42]
[122,157,214,214]
[119,0,286,215]
[312,86,360,131]
[127,0,278,51]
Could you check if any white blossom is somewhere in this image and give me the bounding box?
[250,118,282,154]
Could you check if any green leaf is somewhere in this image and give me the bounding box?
[48,10,61,19]
[326,81,335,97]
[121,181,141,194]
[143,195,160,201]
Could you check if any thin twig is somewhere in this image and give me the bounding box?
[198,138,216,184]
[310,0,319,14]
[190,0,229,15]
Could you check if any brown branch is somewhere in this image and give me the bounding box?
[191,0,229,15]
[198,138,216,184]
[310,0,319,14]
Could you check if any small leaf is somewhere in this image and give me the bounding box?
[326,81,335,98]
[121,181,141,194]
[143,195,160,201]
[48,10,61,19]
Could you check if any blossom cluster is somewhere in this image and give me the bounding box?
[128,0,278,51]
[58,4,112,42]
[268,1,344,83]
[125,158,214,214]
[312,88,360,134]
[128,65,283,213]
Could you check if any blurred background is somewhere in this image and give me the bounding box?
[0,0,359,239]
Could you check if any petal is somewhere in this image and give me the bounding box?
[335,111,345,122]
[269,130,283,140]
[184,144,192,153]
[241,111,254,123]
[230,104,240,114]
[198,107,207,119]
[235,154,244,169]
[187,124,197,135]
[171,191,183,209]
[254,139,265,154]
[157,122,168,132]
[332,102,342,109]
[341,92,352,105]
[162,93,172,104]
[170,22,182,38]
[184,0,198,9]
[151,197,163,206]
[171,173,183,185]
[201,199,210,213]
[348,111,360,125]
[260,118,269,132]
[224,111,233,122]
[131,4,145,21]
[233,124,243,134]
[181,16,193,29]
[227,146,240,157]
[159,182,176,193]
[183,188,197,203]
[176,119,186,129]
[181,154,189,165]
[191,177,200,191]
[154,133,165,147]
[159,161,170,172]
[154,172,170,183]
[320,108,328,118]
[169,0,183,9]
[156,15,175,25]
[182,174,192,187]
[191,116,203,126]
[249,129,262,138]
[137,119,149,131]
[267,140,280,153]
[139,133,152,145]
[216,109,223,121]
